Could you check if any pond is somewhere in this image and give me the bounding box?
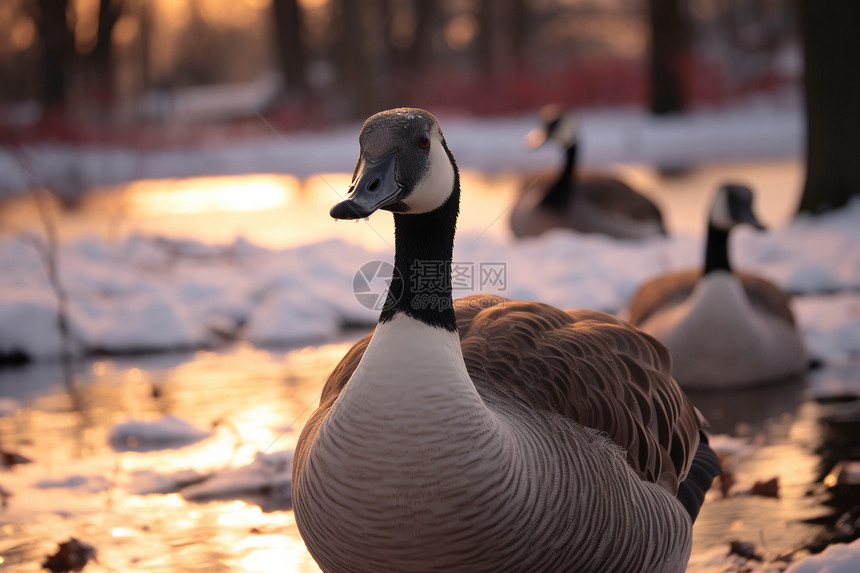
[0,343,341,572]
[1,342,859,572]
[1,161,858,571]
[0,160,804,249]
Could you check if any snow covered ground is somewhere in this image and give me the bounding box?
[0,95,802,197]
[2,197,859,399]
[2,209,859,570]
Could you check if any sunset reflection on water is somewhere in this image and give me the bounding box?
[0,338,844,572]
[0,342,346,571]
[0,160,802,253]
[0,160,841,572]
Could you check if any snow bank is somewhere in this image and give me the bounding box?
[0,397,20,416]
[119,450,292,507]
[181,449,292,504]
[108,415,212,452]
[707,434,757,457]
[0,102,801,197]
[786,539,860,573]
[123,468,208,495]
[36,474,112,493]
[2,199,860,369]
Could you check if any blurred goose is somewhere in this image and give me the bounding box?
[510,105,666,239]
[629,184,806,389]
[292,108,720,573]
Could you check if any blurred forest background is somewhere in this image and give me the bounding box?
[0,0,856,211]
[0,0,801,133]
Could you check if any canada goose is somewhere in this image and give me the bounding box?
[510,105,666,240]
[292,108,720,573]
[629,184,806,389]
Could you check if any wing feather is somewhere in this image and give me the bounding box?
[579,178,664,225]
[303,294,702,496]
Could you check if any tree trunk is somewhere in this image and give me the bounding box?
[647,0,691,115]
[476,0,494,79]
[272,0,308,97]
[92,0,122,104]
[407,0,433,72]
[37,0,75,111]
[338,0,375,119]
[798,1,860,213]
[508,0,528,71]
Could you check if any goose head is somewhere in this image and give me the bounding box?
[708,183,766,232]
[330,108,457,220]
[525,105,579,149]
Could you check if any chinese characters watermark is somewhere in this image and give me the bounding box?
[352,260,507,310]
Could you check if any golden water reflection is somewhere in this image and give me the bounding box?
[0,339,851,571]
[0,160,803,252]
[126,175,297,215]
[0,341,352,571]
[0,160,831,571]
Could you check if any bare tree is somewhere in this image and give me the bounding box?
[508,0,528,71]
[476,0,495,79]
[1,142,80,396]
[36,0,75,114]
[337,0,379,119]
[91,0,123,102]
[647,0,691,115]
[797,1,860,213]
[272,0,308,98]
[410,0,434,71]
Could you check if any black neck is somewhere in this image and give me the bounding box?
[540,142,578,209]
[379,148,460,331]
[704,223,731,274]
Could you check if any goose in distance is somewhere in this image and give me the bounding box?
[511,105,666,240]
[629,183,807,389]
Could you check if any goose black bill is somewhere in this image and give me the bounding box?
[331,149,405,219]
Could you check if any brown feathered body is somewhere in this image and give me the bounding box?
[293,295,704,572]
[629,269,796,327]
[629,269,806,388]
[510,173,666,240]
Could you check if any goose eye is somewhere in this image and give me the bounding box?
[418,130,431,149]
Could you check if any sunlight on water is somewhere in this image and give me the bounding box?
[616,160,804,233]
[126,175,296,214]
[0,161,844,571]
[0,341,355,571]
[1,337,855,571]
[0,160,801,251]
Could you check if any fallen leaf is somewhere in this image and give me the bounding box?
[729,540,763,561]
[1,450,32,469]
[751,477,780,498]
[42,538,96,572]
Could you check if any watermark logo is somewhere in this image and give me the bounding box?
[479,262,507,291]
[353,261,401,310]
[353,260,506,310]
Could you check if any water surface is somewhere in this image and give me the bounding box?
[1,344,857,572]
[3,162,856,571]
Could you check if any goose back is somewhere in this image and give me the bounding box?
[294,295,711,572]
[629,271,805,387]
[300,295,701,496]
[629,269,797,326]
[512,175,665,239]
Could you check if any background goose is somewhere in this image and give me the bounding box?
[292,108,720,573]
[510,105,666,240]
[629,183,807,389]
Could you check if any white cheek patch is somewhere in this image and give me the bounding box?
[709,188,735,230]
[403,136,455,214]
[551,114,579,147]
